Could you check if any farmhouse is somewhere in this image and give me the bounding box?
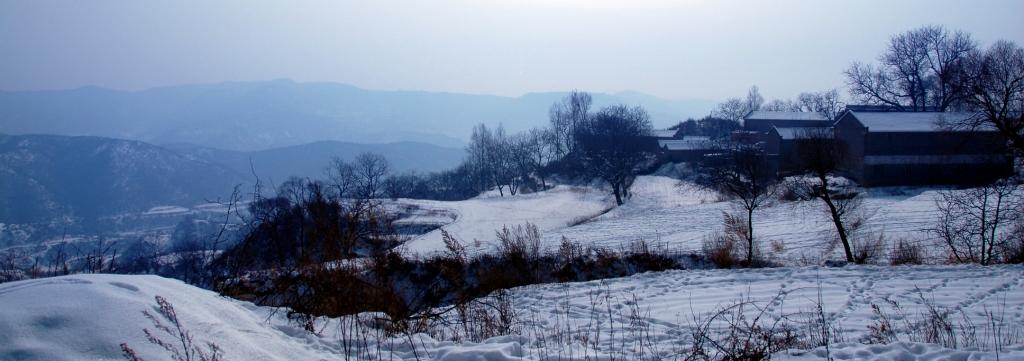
[651,109,1013,187]
[833,109,1013,186]
[741,111,834,174]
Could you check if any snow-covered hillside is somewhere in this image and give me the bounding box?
[400,176,955,264]
[2,266,1022,360]
[399,184,614,256]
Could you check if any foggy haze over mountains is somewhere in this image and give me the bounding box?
[0,79,715,151]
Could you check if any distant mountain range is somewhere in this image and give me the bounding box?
[0,80,715,151]
[168,140,465,186]
[0,133,463,223]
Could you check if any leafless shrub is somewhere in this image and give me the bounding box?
[686,291,800,361]
[889,239,925,265]
[866,289,1024,352]
[557,237,586,261]
[0,249,30,283]
[441,229,467,264]
[1002,219,1024,263]
[701,211,755,268]
[931,179,1023,265]
[865,302,898,344]
[122,295,223,361]
[449,290,520,343]
[702,235,740,269]
[495,222,542,262]
[851,232,885,264]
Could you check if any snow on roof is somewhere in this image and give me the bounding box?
[658,136,712,150]
[744,111,828,121]
[649,129,678,138]
[849,111,979,132]
[774,127,832,140]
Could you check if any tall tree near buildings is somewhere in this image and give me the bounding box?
[793,128,861,263]
[576,105,657,206]
[958,40,1024,156]
[699,145,778,265]
[845,25,976,111]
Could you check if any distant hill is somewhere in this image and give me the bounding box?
[0,134,244,223]
[0,80,715,151]
[169,140,465,185]
[0,134,465,224]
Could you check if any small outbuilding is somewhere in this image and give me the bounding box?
[658,136,714,163]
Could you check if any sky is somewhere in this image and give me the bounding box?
[2,0,1023,101]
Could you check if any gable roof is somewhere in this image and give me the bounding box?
[658,136,712,150]
[773,126,833,140]
[649,129,678,138]
[845,111,981,132]
[744,111,828,122]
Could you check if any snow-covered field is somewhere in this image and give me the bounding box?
[398,176,950,264]
[398,184,613,256]
[2,266,1022,360]
[3,177,1021,360]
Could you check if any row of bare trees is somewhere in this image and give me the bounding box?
[464,124,552,196]
[446,90,657,205]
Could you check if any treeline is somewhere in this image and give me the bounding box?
[385,91,659,205]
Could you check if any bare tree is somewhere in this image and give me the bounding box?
[792,128,862,263]
[352,152,390,201]
[521,127,555,190]
[327,157,358,199]
[466,123,495,193]
[762,99,799,112]
[845,25,976,111]
[548,90,592,159]
[699,145,778,265]
[931,179,1022,265]
[576,105,657,205]
[713,98,750,123]
[797,89,845,120]
[746,85,765,113]
[957,40,1024,156]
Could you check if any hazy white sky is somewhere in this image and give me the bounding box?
[2,0,1022,101]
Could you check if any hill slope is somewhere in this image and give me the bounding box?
[0,134,244,223]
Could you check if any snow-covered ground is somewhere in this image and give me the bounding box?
[4,177,1021,360]
[2,266,1022,360]
[399,176,953,264]
[398,184,614,256]
[508,265,1024,355]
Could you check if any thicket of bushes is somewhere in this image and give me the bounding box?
[215,223,687,324]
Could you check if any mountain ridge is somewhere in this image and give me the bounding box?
[0,80,715,151]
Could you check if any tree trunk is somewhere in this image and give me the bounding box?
[824,194,854,263]
[747,207,754,265]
